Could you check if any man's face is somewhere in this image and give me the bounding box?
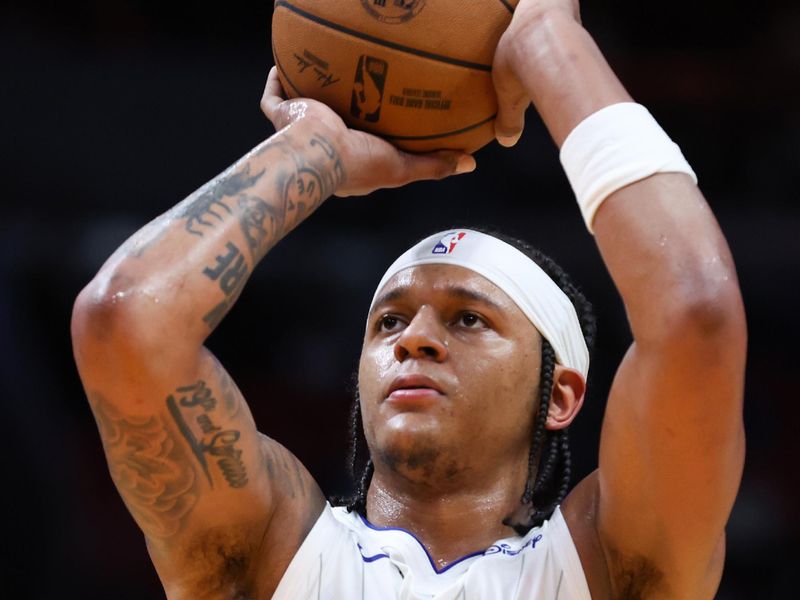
[358,264,543,486]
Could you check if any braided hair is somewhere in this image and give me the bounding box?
[333,231,596,535]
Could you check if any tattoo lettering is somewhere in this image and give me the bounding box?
[281,167,324,223]
[176,379,217,411]
[166,380,249,489]
[275,133,346,231]
[181,164,265,236]
[203,242,248,294]
[202,242,249,329]
[88,392,198,539]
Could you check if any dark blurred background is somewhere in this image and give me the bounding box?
[1,0,798,598]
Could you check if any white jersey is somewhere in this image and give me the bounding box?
[272,503,591,600]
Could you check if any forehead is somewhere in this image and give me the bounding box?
[372,263,522,315]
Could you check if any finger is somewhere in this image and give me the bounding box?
[384,146,476,187]
[336,136,476,197]
[492,61,528,147]
[261,66,285,120]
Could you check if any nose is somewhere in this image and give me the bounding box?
[394,307,448,362]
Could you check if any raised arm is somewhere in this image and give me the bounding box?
[71,74,473,599]
[493,3,746,598]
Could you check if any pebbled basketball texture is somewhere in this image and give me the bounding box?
[272,0,518,153]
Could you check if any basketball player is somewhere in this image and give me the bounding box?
[71,0,746,598]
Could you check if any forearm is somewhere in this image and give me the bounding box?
[511,10,630,146]
[77,118,345,349]
[519,12,743,337]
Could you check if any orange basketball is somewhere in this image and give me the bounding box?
[271,0,518,153]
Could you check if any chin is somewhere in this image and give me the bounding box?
[374,416,460,482]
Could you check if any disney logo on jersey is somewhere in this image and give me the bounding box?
[484,534,543,556]
[432,231,467,254]
[360,0,426,24]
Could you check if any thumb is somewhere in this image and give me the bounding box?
[492,58,529,148]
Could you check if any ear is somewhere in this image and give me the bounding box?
[545,365,586,430]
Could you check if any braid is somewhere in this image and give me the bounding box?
[521,340,555,506]
[345,391,361,481]
[333,228,595,537]
[557,429,573,505]
[349,459,373,515]
[331,390,373,514]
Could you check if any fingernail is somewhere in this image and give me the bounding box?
[497,133,521,147]
[455,155,476,174]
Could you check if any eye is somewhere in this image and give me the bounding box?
[377,314,404,333]
[455,312,486,329]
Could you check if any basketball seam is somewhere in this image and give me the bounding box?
[274,0,493,72]
[496,0,515,14]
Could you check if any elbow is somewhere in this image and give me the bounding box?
[71,268,153,354]
[71,276,129,352]
[661,276,747,348]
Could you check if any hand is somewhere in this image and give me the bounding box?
[260,67,476,197]
[492,0,581,147]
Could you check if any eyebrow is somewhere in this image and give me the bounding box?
[369,284,504,316]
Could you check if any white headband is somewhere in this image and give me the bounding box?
[370,230,590,378]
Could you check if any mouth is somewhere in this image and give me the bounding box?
[386,374,445,403]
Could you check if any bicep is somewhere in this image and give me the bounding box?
[79,346,324,592]
[596,329,745,589]
[82,347,269,536]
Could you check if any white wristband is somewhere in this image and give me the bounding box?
[559,102,698,233]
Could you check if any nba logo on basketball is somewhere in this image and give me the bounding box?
[350,56,388,123]
[432,232,467,254]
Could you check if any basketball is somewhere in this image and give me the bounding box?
[271,0,518,153]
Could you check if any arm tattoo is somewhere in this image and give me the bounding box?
[89,392,198,539]
[237,194,282,261]
[173,132,346,328]
[166,380,249,490]
[242,132,346,258]
[178,133,342,244]
[277,133,345,227]
[180,164,265,237]
[201,241,250,329]
[310,133,346,194]
[210,355,244,417]
[258,435,309,501]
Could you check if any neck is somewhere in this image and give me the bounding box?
[364,460,529,569]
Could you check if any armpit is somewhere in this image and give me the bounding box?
[170,522,269,600]
[609,550,667,600]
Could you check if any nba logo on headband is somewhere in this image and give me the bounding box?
[432,232,466,255]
